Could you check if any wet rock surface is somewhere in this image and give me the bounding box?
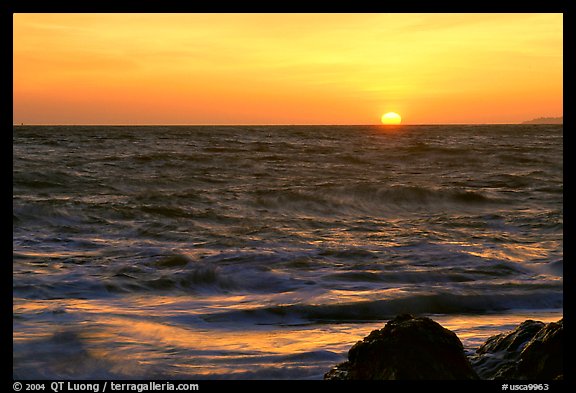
[324,314,479,380]
[470,319,563,380]
[325,315,563,380]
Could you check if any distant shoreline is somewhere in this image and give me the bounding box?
[521,116,563,125]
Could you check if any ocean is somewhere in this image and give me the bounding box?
[13,124,563,379]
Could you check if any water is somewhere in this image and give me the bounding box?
[13,125,563,379]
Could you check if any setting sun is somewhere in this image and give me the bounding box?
[381,112,402,125]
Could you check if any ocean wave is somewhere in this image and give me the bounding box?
[204,291,563,324]
[100,253,314,295]
[250,184,508,216]
[13,125,563,380]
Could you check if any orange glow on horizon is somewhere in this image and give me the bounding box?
[13,13,562,125]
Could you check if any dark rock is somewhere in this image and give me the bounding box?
[324,314,479,380]
[470,319,563,380]
[477,320,546,354]
[470,320,545,379]
[514,319,563,380]
[324,362,351,380]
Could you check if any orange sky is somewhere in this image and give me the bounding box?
[13,13,563,125]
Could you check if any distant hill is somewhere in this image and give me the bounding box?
[521,117,563,124]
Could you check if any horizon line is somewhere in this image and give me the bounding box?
[12,122,563,127]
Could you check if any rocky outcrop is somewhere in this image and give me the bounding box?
[325,315,563,380]
[324,314,479,380]
[470,319,563,380]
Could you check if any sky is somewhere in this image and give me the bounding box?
[13,13,563,125]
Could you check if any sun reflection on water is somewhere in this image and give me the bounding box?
[14,295,562,379]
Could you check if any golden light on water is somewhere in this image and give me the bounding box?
[13,295,563,378]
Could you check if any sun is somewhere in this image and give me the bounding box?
[381,112,402,125]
